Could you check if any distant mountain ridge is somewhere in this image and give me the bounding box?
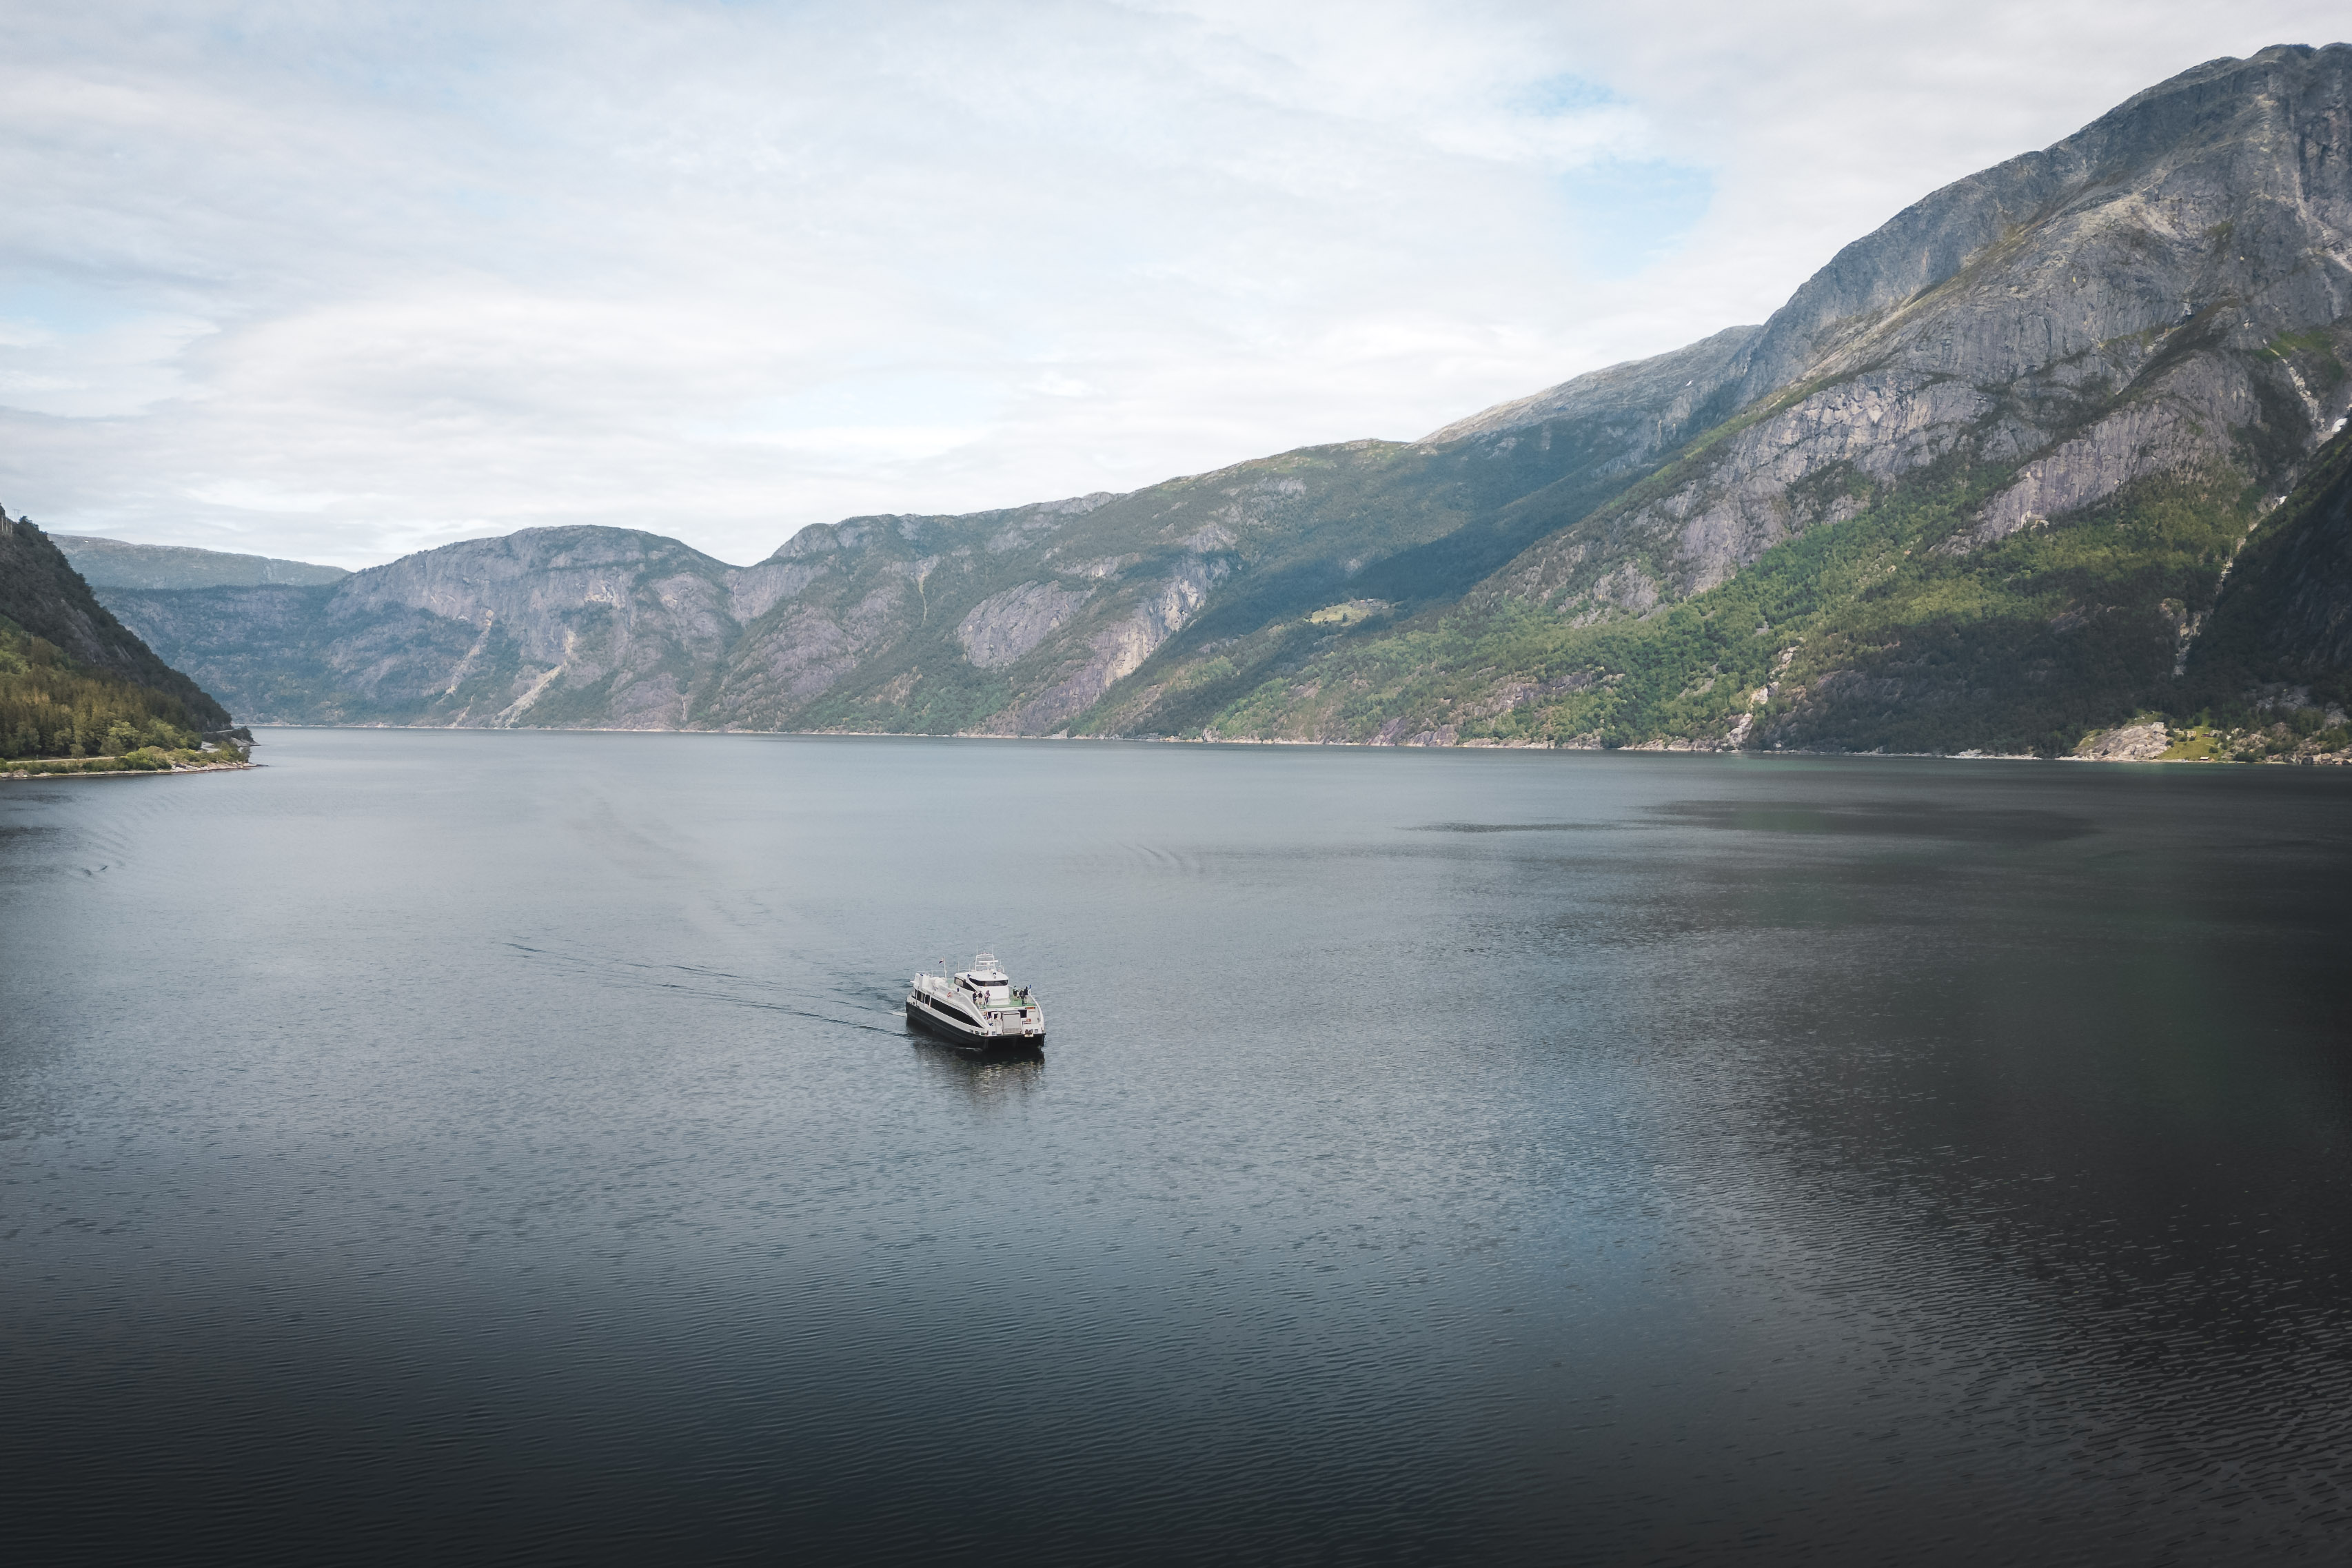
[98,409,1736,732]
[54,534,349,591]
[88,44,2352,751]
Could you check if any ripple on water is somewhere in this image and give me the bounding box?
[2,731,2350,1564]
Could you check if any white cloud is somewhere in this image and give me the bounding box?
[0,0,2344,568]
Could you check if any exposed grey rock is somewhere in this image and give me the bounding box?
[1369,716,1458,746]
[984,492,1119,552]
[997,555,1231,732]
[2072,720,2171,760]
[1421,324,1763,447]
[315,527,741,728]
[1583,562,1661,619]
[957,582,1095,668]
[727,560,827,623]
[1501,44,2352,616]
[1458,670,1598,722]
[1949,373,2237,552]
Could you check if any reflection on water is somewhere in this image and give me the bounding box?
[914,1043,1047,1107]
[3,733,2351,1565]
[1648,795,2096,841]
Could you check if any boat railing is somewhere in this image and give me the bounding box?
[915,975,1039,1015]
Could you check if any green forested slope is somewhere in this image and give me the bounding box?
[1,511,235,766]
[0,617,228,764]
[2,512,232,729]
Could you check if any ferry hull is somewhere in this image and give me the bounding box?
[906,1000,1045,1050]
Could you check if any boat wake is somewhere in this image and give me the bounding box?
[503,939,906,1035]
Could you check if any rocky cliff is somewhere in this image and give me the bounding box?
[1494,45,2352,613]
[105,529,740,728]
[1190,44,2352,753]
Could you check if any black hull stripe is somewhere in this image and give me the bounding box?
[906,1000,1044,1047]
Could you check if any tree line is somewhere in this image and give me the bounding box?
[1,619,214,760]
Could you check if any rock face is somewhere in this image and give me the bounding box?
[323,528,740,728]
[1419,324,1763,451]
[106,528,743,729]
[1191,44,2352,753]
[100,498,1241,732]
[2074,721,2171,760]
[993,553,1230,733]
[2242,485,2352,670]
[957,582,1095,669]
[1496,45,2352,615]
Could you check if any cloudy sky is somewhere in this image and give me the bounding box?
[1,1,2344,569]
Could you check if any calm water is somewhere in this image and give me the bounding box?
[5,731,2351,1564]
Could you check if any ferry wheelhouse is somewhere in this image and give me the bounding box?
[906,953,1045,1048]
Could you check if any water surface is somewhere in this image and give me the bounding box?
[4,731,2350,1562]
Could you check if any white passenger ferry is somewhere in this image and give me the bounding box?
[906,953,1045,1048]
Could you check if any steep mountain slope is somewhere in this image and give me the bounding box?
[55,534,349,589]
[101,343,1767,731]
[108,529,744,727]
[1189,43,2352,753]
[0,510,231,730]
[1506,43,2352,609]
[2180,420,2352,704]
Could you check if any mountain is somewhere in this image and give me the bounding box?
[1,510,235,758]
[88,44,2352,753]
[53,534,349,590]
[103,528,747,729]
[97,365,1750,733]
[1180,43,2352,752]
[1,510,232,730]
[2181,422,2352,691]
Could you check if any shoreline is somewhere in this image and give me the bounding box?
[223,722,2352,766]
[2,759,257,782]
